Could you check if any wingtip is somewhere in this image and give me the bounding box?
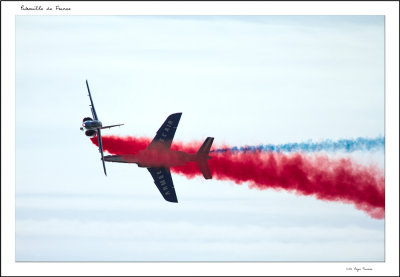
[165,197,178,203]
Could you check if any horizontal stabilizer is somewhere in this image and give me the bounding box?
[196,159,212,179]
[196,137,214,180]
[101,124,124,129]
[198,137,214,155]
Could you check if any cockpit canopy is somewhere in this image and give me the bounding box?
[83,117,93,122]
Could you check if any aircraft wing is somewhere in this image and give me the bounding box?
[97,128,107,176]
[147,167,178,202]
[86,80,98,120]
[147,113,182,150]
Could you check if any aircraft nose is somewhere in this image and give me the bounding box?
[104,155,114,162]
[104,155,125,162]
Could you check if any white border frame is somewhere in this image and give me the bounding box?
[2,1,399,276]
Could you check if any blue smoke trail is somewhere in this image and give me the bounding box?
[212,136,385,153]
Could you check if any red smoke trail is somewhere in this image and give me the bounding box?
[90,136,385,219]
[91,135,151,155]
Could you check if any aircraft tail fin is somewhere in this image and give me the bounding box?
[196,137,214,180]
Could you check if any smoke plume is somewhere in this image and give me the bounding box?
[90,135,385,219]
[213,136,385,153]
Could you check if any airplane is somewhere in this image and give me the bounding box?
[103,113,214,203]
[80,80,124,175]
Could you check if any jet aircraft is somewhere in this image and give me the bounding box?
[80,80,124,175]
[104,113,214,203]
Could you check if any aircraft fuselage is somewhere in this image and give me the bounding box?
[104,148,211,169]
[81,119,102,131]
